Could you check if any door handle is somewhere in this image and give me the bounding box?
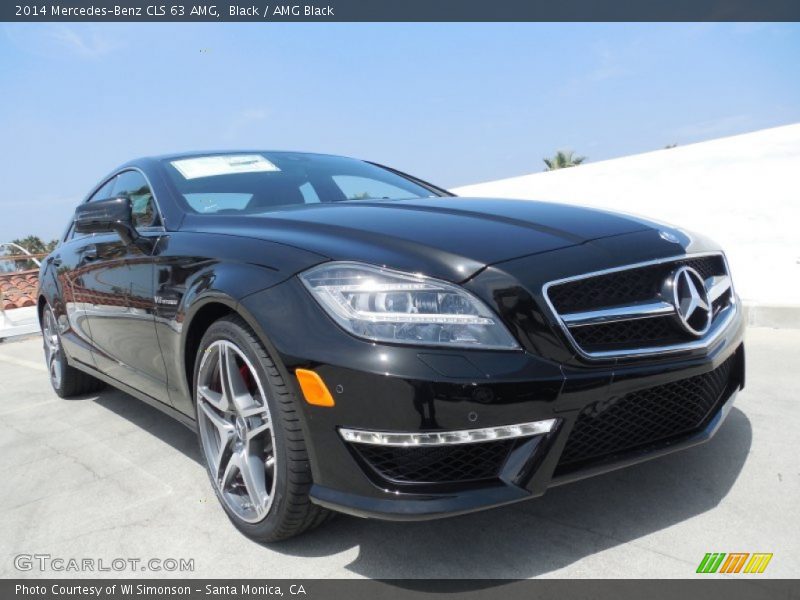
[81,245,98,261]
[49,255,62,267]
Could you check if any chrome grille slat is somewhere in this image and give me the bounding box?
[543,252,736,360]
[562,300,675,327]
[705,274,732,302]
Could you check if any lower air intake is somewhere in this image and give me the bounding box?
[556,354,735,473]
[352,439,516,484]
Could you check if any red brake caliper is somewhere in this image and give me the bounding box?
[239,364,256,395]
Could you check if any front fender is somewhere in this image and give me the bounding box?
[158,258,317,417]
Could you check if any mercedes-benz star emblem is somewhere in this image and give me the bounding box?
[669,266,712,336]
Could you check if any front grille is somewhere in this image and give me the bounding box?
[545,254,734,357]
[548,255,725,314]
[351,439,516,484]
[556,355,735,472]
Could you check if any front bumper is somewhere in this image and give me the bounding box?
[240,271,746,521]
[312,389,740,520]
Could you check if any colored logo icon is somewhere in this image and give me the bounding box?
[696,552,773,574]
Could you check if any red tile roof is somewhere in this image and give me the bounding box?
[0,269,39,310]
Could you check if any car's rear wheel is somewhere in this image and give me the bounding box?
[42,304,105,397]
[194,315,332,542]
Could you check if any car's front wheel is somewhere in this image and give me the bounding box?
[194,315,332,542]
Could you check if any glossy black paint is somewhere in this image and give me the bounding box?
[74,197,134,234]
[39,151,745,521]
[178,196,654,283]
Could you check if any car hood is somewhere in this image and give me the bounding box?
[180,197,660,282]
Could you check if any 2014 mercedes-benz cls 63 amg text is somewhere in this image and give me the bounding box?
[38,152,745,541]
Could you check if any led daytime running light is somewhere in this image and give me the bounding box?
[339,419,557,447]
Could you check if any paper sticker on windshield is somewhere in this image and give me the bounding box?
[171,155,280,179]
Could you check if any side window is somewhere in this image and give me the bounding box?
[331,175,418,200]
[112,170,160,228]
[90,177,117,202]
[298,182,320,204]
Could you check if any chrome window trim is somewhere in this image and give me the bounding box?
[111,167,167,231]
[542,251,737,360]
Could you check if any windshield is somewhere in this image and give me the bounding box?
[163,152,442,215]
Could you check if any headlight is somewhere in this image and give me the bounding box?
[299,262,519,350]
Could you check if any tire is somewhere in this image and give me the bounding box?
[42,304,105,398]
[193,315,332,542]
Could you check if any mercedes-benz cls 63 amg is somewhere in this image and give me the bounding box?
[38,152,745,541]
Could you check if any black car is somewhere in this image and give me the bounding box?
[38,152,745,541]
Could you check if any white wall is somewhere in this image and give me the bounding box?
[454,124,800,306]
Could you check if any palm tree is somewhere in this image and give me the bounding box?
[543,150,586,171]
[9,236,58,254]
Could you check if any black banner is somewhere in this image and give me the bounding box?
[4,580,800,600]
[4,0,800,22]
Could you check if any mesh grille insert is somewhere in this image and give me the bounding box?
[548,255,725,314]
[556,355,735,472]
[570,317,687,350]
[352,439,516,484]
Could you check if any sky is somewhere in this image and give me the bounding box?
[1,22,799,241]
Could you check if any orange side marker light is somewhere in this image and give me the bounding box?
[296,369,335,407]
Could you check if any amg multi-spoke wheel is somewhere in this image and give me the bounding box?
[197,340,276,523]
[41,304,105,398]
[194,316,332,541]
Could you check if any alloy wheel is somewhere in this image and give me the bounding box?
[196,340,276,523]
[43,307,62,389]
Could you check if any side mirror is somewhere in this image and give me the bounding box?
[74,197,140,245]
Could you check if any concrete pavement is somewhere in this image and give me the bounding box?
[0,328,798,579]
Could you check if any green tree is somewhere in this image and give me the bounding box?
[543,150,586,171]
[10,235,58,255]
